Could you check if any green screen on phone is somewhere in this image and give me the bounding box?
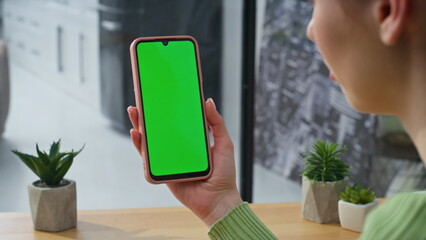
[136,39,209,179]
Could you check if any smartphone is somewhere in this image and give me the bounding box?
[130,36,212,184]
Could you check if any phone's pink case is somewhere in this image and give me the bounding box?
[130,36,213,184]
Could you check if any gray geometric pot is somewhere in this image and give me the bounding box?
[301,176,348,224]
[28,179,77,232]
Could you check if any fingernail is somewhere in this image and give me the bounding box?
[127,106,132,113]
[130,129,134,135]
[208,98,216,110]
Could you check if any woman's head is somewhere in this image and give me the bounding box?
[306,0,426,116]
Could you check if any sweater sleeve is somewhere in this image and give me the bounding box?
[360,192,426,240]
[208,202,278,240]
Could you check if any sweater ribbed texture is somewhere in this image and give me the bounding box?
[360,192,426,240]
[208,193,426,239]
[208,202,278,240]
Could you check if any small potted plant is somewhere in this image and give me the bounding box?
[301,140,350,223]
[339,184,378,232]
[12,140,83,232]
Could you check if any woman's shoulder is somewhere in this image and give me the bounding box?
[360,192,426,240]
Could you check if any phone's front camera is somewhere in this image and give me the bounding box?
[162,40,169,46]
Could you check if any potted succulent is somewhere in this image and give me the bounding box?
[301,140,350,223]
[339,184,378,232]
[12,140,84,232]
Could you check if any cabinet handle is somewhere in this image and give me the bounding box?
[79,33,85,84]
[57,26,64,72]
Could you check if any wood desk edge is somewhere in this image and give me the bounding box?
[0,199,387,240]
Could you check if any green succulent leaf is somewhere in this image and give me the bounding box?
[51,154,74,185]
[339,184,376,204]
[344,186,352,195]
[47,152,68,172]
[11,140,84,186]
[32,157,54,184]
[55,146,84,171]
[340,191,350,202]
[11,150,39,176]
[71,145,85,158]
[349,190,360,203]
[49,140,61,159]
[36,144,50,166]
[301,140,350,182]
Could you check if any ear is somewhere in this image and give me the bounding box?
[376,0,411,45]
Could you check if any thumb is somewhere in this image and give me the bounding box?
[205,98,231,142]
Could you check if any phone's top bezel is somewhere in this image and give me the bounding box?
[131,36,212,183]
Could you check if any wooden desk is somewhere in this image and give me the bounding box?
[0,202,365,240]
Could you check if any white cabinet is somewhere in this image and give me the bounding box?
[3,0,101,110]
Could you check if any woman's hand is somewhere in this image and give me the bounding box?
[127,98,242,227]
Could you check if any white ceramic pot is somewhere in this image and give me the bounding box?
[338,199,379,232]
[28,179,77,232]
[302,176,348,223]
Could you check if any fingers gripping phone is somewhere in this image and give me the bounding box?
[130,36,212,184]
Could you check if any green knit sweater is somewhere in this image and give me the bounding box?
[208,192,426,240]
